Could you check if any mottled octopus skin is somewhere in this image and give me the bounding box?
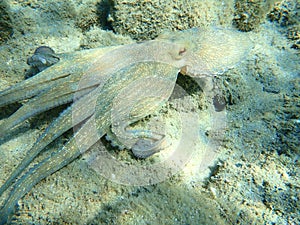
[0,27,251,223]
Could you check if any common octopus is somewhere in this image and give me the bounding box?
[0,27,251,223]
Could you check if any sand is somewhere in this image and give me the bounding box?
[0,0,299,224]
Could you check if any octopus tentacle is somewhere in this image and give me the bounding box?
[0,85,102,197]
[109,71,177,158]
[0,59,183,214]
[0,111,109,224]
[0,46,116,108]
[0,81,96,135]
[0,39,186,108]
[0,41,186,198]
[0,71,71,108]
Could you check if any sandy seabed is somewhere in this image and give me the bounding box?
[0,0,299,224]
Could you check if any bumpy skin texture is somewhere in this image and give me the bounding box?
[0,27,251,224]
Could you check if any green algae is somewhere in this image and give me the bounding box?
[0,1,13,44]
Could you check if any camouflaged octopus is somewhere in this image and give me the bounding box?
[0,27,250,223]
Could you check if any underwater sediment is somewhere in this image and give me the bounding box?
[0,0,299,224]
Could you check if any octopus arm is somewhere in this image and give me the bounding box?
[0,86,102,197]
[0,46,116,108]
[0,112,109,224]
[0,77,96,135]
[0,69,72,108]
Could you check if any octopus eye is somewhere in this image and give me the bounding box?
[172,47,187,60]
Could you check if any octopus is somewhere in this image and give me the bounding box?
[0,27,251,223]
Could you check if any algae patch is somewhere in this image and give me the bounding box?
[0,1,13,44]
[233,0,277,31]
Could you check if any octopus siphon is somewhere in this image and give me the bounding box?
[0,27,251,223]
